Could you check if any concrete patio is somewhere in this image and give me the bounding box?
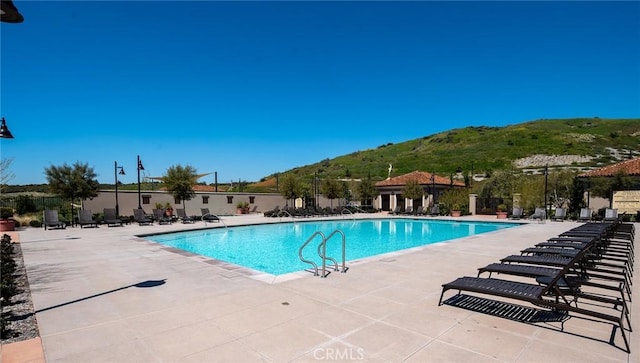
[4,214,637,362]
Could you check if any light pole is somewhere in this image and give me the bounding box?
[137,155,144,209]
[0,117,14,139]
[543,165,549,219]
[114,162,125,216]
[431,172,436,206]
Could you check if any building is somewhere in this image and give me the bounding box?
[374,171,465,212]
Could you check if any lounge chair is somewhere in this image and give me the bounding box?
[509,207,523,220]
[413,205,424,215]
[401,206,413,215]
[389,206,401,215]
[440,241,631,351]
[528,207,546,222]
[551,207,566,222]
[78,209,98,228]
[603,208,619,223]
[103,208,123,227]
[43,209,66,230]
[152,209,172,225]
[201,208,220,222]
[429,205,440,216]
[133,208,154,225]
[578,207,592,222]
[176,208,195,224]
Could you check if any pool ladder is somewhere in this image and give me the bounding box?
[298,229,349,278]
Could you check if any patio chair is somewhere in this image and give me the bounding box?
[439,236,631,352]
[389,206,401,215]
[152,209,172,225]
[176,208,195,224]
[578,207,593,222]
[78,209,98,228]
[509,207,523,220]
[603,208,619,223]
[429,205,440,216]
[413,205,424,215]
[43,209,66,230]
[133,208,154,226]
[528,207,546,223]
[103,208,123,227]
[551,207,566,222]
[201,208,220,222]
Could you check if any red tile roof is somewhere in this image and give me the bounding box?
[579,157,640,177]
[375,170,465,187]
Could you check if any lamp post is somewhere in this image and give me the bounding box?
[431,172,436,206]
[137,155,144,209]
[114,162,125,216]
[543,165,549,219]
[0,117,14,139]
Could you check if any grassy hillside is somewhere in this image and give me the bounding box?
[270,118,640,182]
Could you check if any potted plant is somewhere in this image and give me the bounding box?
[450,204,461,217]
[164,202,174,218]
[0,207,15,231]
[236,201,249,214]
[496,204,508,219]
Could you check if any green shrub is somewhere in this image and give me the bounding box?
[29,220,42,228]
[0,207,13,220]
[15,195,37,215]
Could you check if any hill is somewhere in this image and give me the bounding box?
[266,118,639,183]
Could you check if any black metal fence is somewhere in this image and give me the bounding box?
[0,195,67,212]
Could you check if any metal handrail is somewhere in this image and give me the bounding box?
[203,213,227,228]
[340,208,355,221]
[299,231,326,276]
[323,229,348,275]
[278,209,295,222]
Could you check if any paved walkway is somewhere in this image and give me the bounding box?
[6,215,638,362]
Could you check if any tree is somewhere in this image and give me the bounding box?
[569,177,586,215]
[45,162,99,221]
[163,164,197,208]
[280,174,303,207]
[320,177,341,208]
[588,171,635,207]
[357,177,378,206]
[547,170,576,208]
[402,179,424,202]
[0,158,15,192]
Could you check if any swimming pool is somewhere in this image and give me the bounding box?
[146,219,517,275]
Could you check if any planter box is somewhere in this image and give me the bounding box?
[0,219,15,231]
[496,212,508,219]
[451,211,461,217]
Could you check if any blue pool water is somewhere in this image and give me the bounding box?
[146,219,517,275]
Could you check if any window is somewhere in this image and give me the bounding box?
[227,196,233,204]
[142,195,151,205]
[174,197,180,205]
[249,196,255,204]
[202,196,209,204]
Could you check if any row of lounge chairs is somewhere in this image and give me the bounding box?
[389,205,440,216]
[42,207,221,229]
[508,207,621,223]
[263,206,373,218]
[438,219,634,351]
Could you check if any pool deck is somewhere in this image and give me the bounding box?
[3,213,637,362]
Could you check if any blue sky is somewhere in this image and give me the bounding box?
[1,1,639,185]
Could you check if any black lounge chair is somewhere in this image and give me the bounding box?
[103,208,123,227]
[413,205,424,215]
[176,208,195,224]
[604,208,620,223]
[578,207,593,222]
[43,209,65,230]
[429,205,440,216]
[152,209,172,225]
[509,207,523,220]
[78,209,98,228]
[201,208,220,222]
[551,207,566,222]
[389,206,401,215]
[528,207,546,222]
[440,222,633,352]
[133,208,154,226]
